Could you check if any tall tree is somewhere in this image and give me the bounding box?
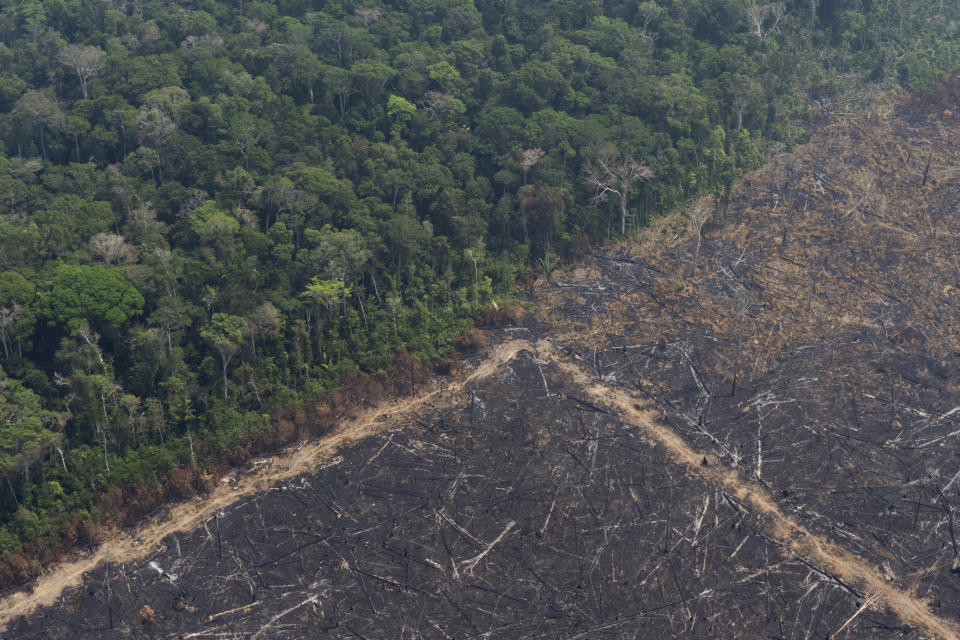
[201,314,247,400]
[583,144,655,236]
[0,271,35,360]
[745,3,786,41]
[0,367,61,486]
[14,90,65,159]
[57,45,105,99]
[300,277,348,362]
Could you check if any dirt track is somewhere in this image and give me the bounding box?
[539,338,960,640]
[0,341,529,632]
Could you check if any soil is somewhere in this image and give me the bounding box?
[5,87,960,638]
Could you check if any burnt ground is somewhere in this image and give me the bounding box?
[1,349,919,639]
[537,93,960,628]
[7,92,960,638]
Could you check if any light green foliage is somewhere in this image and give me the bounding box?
[201,314,247,399]
[14,0,46,40]
[302,277,349,309]
[201,313,247,349]
[426,61,463,92]
[301,226,371,284]
[188,201,240,240]
[0,271,34,306]
[0,270,37,358]
[387,95,417,132]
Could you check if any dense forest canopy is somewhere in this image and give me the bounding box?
[0,0,959,578]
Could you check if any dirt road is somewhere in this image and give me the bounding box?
[0,340,530,632]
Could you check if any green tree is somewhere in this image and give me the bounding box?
[0,366,61,485]
[291,49,323,103]
[15,0,47,41]
[426,61,463,93]
[43,264,144,332]
[0,271,36,360]
[160,375,194,427]
[300,277,348,362]
[387,95,417,133]
[201,313,247,400]
[188,201,241,262]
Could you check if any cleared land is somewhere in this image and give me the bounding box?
[6,88,960,638]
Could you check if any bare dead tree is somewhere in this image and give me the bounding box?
[519,147,545,184]
[58,44,105,99]
[922,141,935,188]
[0,304,22,359]
[137,106,177,181]
[15,89,66,158]
[89,233,136,264]
[493,0,509,29]
[637,1,663,41]
[829,591,883,639]
[354,7,382,27]
[231,118,261,170]
[687,199,713,274]
[583,145,655,236]
[746,3,786,41]
[807,0,820,28]
[419,91,460,120]
[729,285,756,397]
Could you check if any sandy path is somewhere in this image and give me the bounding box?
[536,338,960,640]
[0,340,529,631]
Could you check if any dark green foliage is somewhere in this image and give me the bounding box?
[0,0,958,572]
[42,264,144,332]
